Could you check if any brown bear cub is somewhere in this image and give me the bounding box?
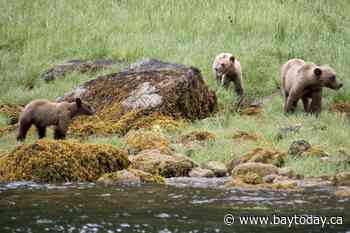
[212,52,244,108]
[17,98,94,141]
[281,58,343,114]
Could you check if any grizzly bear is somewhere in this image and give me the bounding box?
[16,98,94,141]
[281,58,343,114]
[212,52,244,108]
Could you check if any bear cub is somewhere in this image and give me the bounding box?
[212,52,244,108]
[281,58,343,114]
[17,98,94,141]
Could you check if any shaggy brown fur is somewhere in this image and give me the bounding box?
[281,58,343,114]
[17,98,94,141]
[213,53,244,108]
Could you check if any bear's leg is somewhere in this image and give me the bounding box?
[54,127,66,139]
[54,119,69,140]
[215,74,222,86]
[36,125,46,139]
[302,97,310,112]
[309,91,322,115]
[16,119,32,141]
[222,75,231,89]
[233,78,244,109]
[285,92,299,113]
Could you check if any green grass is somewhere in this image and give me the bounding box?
[1,0,350,176]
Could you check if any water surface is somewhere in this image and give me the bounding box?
[0,179,349,233]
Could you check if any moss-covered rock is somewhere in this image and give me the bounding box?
[330,102,350,114]
[60,59,217,137]
[335,187,350,197]
[125,129,171,154]
[230,130,260,141]
[180,131,216,143]
[239,106,262,116]
[288,140,311,156]
[130,149,197,177]
[0,103,22,125]
[97,168,164,185]
[232,162,279,178]
[333,172,350,186]
[226,174,298,190]
[0,103,22,137]
[202,161,228,177]
[0,139,130,182]
[227,148,286,173]
[188,167,215,178]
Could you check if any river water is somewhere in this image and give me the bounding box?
[0,178,349,233]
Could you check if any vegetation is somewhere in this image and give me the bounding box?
[0,0,350,177]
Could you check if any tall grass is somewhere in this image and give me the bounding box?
[1,0,350,176]
[1,0,350,104]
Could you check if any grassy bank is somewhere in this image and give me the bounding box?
[1,0,350,176]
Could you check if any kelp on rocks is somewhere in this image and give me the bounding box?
[0,139,130,182]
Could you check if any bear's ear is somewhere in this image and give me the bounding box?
[314,68,322,78]
[230,55,235,63]
[75,98,82,107]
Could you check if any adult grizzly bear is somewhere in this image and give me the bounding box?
[213,52,244,108]
[281,58,343,114]
[17,98,94,141]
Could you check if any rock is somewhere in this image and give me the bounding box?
[227,148,286,173]
[333,172,350,186]
[0,139,130,182]
[60,59,217,136]
[189,167,215,178]
[232,162,279,178]
[230,130,260,141]
[130,149,197,178]
[202,161,228,177]
[180,131,216,143]
[125,129,171,155]
[0,103,22,125]
[330,102,350,114]
[225,175,298,190]
[276,124,302,140]
[41,59,127,82]
[240,172,263,185]
[271,178,298,190]
[288,140,311,156]
[97,168,164,185]
[263,174,279,183]
[278,167,296,178]
[239,106,262,116]
[335,187,350,197]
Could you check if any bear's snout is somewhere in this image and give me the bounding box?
[338,83,343,89]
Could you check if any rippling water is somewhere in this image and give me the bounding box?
[0,179,349,233]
